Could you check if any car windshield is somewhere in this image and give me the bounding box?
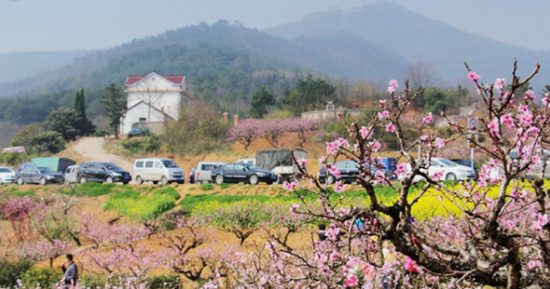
[102,163,122,170]
[244,164,261,170]
[0,168,13,173]
[437,159,458,167]
[38,167,54,174]
[162,160,179,168]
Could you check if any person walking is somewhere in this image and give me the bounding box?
[61,254,78,288]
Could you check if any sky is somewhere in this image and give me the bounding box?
[1,0,549,54]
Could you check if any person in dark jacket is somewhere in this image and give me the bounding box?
[318,224,327,241]
[61,254,78,288]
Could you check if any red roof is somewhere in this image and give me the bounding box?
[125,73,185,85]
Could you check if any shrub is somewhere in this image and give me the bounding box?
[72,182,117,197]
[22,267,63,288]
[79,273,107,288]
[200,184,215,191]
[147,274,181,289]
[0,259,33,288]
[95,128,111,137]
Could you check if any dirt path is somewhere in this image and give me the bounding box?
[72,137,134,172]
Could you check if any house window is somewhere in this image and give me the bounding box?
[139,117,146,122]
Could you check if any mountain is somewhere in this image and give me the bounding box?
[264,2,550,90]
[0,20,407,98]
[0,50,89,85]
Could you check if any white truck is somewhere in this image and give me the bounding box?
[256,149,307,183]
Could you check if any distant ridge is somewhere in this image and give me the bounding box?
[264,2,550,90]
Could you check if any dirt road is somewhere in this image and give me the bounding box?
[72,137,134,172]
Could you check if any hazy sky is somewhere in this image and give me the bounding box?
[1,0,549,54]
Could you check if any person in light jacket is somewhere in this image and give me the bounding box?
[61,254,78,288]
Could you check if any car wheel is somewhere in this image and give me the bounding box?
[327,175,335,185]
[266,181,273,185]
[39,178,47,186]
[17,177,23,185]
[249,175,259,185]
[79,176,87,184]
[106,176,114,184]
[215,175,224,184]
[135,176,143,185]
[446,173,457,181]
[160,176,169,185]
[152,181,158,185]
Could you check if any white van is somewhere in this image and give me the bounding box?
[195,161,226,184]
[133,158,185,185]
[64,165,80,184]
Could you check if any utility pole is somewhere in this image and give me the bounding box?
[467,117,478,170]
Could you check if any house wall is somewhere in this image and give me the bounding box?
[126,73,184,120]
[121,102,168,135]
[301,109,362,120]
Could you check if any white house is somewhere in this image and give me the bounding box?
[120,72,191,135]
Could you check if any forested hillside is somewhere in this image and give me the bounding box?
[0,20,408,97]
[0,43,301,126]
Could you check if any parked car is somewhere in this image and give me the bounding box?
[133,158,185,185]
[195,161,226,184]
[427,158,476,181]
[0,166,16,184]
[15,166,64,185]
[211,163,277,185]
[64,165,80,184]
[506,149,550,180]
[77,162,132,184]
[2,146,26,155]
[318,160,393,184]
[236,158,256,165]
[127,128,150,138]
[188,167,196,184]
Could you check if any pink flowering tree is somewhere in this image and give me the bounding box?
[287,117,320,148]
[258,118,291,148]
[226,118,262,150]
[208,63,550,288]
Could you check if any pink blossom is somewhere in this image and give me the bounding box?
[501,113,514,128]
[360,126,369,139]
[345,276,358,287]
[385,122,396,133]
[334,181,346,193]
[379,99,387,104]
[518,104,529,113]
[389,79,399,88]
[518,111,533,126]
[434,137,445,149]
[329,165,341,179]
[370,140,382,152]
[433,171,443,180]
[297,158,308,167]
[468,71,481,82]
[318,155,327,164]
[494,78,506,89]
[387,86,395,93]
[423,112,433,124]
[524,89,536,100]
[487,118,500,136]
[420,134,429,141]
[284,182,299,191]
[378,110,390,120]
[289,203,300,213]
[396,163,409,178]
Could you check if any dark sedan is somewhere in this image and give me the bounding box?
[318,160,394,184]
[211,163,277,185]
[16,166,64,185]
